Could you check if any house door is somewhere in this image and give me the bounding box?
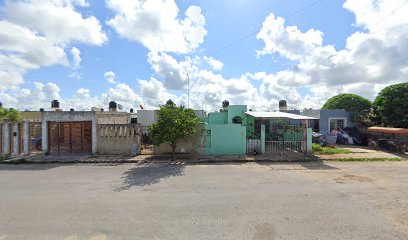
[48,121,92,154]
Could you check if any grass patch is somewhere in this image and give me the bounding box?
[328,157,408,162]
[312,143,352,155]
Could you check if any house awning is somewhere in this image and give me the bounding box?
[368,127,408,134]
[245,111,317,120]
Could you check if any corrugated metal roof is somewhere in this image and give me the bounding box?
[245,111,317,120]
[368,127,408,134]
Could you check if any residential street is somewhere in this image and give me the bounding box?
[0,161,407,240]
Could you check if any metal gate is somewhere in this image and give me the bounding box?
[140,125,155,155]
[48,121,92,154]
[265,141,303,154]
[247,138,261,154]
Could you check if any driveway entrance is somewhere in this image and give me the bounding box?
[48,121,92,154]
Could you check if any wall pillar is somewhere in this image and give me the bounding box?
[92,119,97,155]
[261,124,265,154]
[23,121,30,156]
[13,123,19,156]
[3,123,10,155]
[42,121,48,154]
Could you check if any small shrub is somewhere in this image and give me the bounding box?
[312,143,352,155]
[312,143,322,152]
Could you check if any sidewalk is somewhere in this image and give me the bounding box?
[2,151,316,164]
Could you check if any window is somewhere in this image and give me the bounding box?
[329,118,346,131]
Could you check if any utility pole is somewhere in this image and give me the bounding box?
[187,73,190,109]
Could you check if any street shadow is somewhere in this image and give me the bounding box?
[0,163,61,171]
[299,161,339,170]
[115,162,185,191]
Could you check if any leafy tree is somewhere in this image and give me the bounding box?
[373,82,408,128]
[148,100,201,160]
[322,93,372,126]
[0,107,21,123]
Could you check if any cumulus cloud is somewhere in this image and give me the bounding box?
[3,0,107,46]
[0,0,107,89]
[104,71,117,84]
[255,0,408,105]
[106,0,207,53]
[257,13,323,60]
[70,47,81,68]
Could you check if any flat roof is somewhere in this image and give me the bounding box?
[245,111,317,120]
[368,127,408,134]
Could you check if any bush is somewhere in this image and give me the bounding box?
[373,82,408,128]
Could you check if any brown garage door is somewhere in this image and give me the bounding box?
[48,121,92,154]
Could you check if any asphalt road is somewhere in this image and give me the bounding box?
[0,161,407,240]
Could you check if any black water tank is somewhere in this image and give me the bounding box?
[40,108,44,112]
[222,100,229,108]
[109,101,117,109]
[279,100,287,108]
[70,108,75,112]
[51,100,60,108]
[130,108,134,113]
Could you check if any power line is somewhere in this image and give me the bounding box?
[208,0,326,56]
[373,0,408,26]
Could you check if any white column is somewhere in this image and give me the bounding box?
[13,123,19,156]
[3,123,10,155]
[42,121,48,154]
[23,121,30,156]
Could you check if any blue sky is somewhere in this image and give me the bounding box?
[0,0,407,111]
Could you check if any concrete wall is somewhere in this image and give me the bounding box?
[96,112,130,124]
[320,110,354,135]
[206,112,227,124]
[205,124,246,155]
[137,110,157,126]
[97,124,141,155]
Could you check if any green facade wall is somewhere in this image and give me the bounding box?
[206,112,227,124]
[227,105,247,124]
[205,124,246,155]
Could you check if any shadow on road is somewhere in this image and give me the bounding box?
[299,161,339,170]
[115,162,185,191]
[0,163,61,171]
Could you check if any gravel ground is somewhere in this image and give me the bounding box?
[0,161,407,240]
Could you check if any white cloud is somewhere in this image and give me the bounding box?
[106,0,207,53]
[70,47,81,68]
[138,77,178,108]
[204,56,223,71]
[257,13,323,60]
[255,1,408,105]
[104,71,117,84]
[0,0,107,89]
[4,0,108,46]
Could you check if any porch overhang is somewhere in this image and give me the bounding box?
[245,111,317,120]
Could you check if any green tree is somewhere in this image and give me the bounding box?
[148,100,201,160]
[373,82,408,128]
[322,93,372,126]
[0,107,21,123]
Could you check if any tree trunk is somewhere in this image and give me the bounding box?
[171,142,176,161]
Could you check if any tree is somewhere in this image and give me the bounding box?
[148,100,201,160]
[0,107,21,123]
[322,93,372,126]
[373,82,408,128]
